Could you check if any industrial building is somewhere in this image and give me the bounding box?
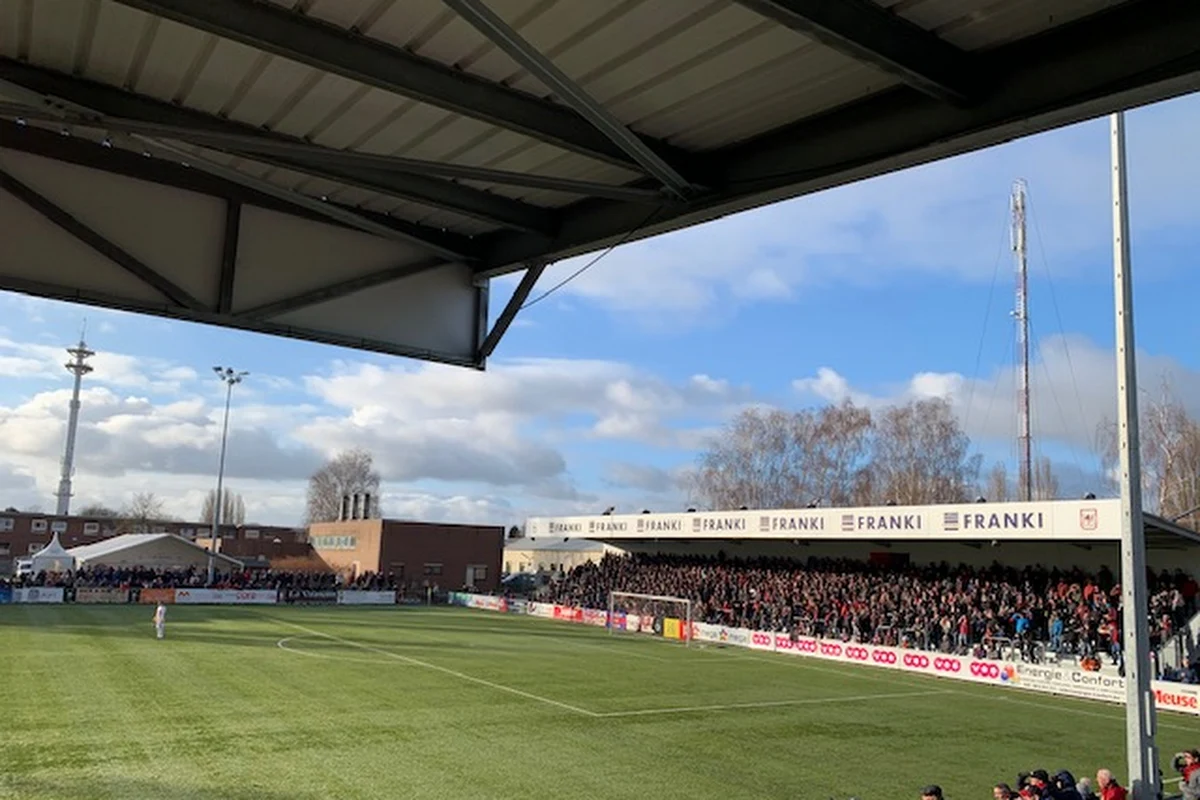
[308,494,503,592]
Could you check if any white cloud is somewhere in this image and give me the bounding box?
[792,334,1200,455]
[537,94,1200,320]
[0,343,751,526]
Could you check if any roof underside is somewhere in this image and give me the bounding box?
[1,0,1197,367]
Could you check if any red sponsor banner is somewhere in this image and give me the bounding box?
[138,588,176,604]
[552,605,583,623]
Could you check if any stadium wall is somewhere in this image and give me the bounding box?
[447,592,1200,718]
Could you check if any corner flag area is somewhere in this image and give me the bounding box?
[3,604,1199,800]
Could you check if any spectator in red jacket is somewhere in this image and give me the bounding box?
[1095,769,1127,800]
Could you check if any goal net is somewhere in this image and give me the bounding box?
[608,591,693,646]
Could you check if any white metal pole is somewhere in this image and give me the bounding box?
[1111,110,1159,800]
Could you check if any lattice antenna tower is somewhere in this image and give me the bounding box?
[1011,180,1033,502]
[55,321,95,516]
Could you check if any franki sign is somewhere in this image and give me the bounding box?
[530,499,1115,541]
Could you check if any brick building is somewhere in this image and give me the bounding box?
[0,509,303,575]
[307,517,503,592]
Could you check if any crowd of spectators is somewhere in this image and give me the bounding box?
[3,566,399,591]
[914,752,1200,800]
[541,552,1198,665]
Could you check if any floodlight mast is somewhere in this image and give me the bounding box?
[1110,111,1158,800]
[208,366,248,585]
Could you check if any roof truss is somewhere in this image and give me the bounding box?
[733,0,982,103]
[105,0,692,174]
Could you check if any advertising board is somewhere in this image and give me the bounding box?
[445,593,1200,717]
[337,590,396,605]
[138,588,176,604]
[507,599,528,614]
[13,587,65,603]
[284,589,337,605]
[175,589,278,605]
[0,587,11,604]
[582,608,608,627]
[75,587,130,604]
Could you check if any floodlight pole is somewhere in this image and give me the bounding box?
[1111,111,1159,800]
[208,366,248,586]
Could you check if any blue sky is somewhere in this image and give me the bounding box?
[1,92,1198,527]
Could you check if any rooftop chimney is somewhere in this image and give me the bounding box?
[351,493,361,520]
[340,494,351,521]
[362,492,372,519]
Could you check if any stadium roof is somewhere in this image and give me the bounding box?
[527,498,1200,549]
[68,533,243,566]
[1,0,1197,368]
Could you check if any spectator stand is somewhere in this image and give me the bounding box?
[527,499,1200,675]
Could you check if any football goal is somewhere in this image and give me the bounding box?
[608,591,693,647]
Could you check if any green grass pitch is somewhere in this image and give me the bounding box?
[3,605,1198,799]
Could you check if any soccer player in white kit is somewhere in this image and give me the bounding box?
[152,602,166,639]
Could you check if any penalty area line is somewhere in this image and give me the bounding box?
[595,688,951,718]
[268,618,600,718]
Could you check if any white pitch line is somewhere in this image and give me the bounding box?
[276,636,416,666]
[594,689,951,718]
[270,619,600,718]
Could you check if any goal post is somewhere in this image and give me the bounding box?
[608,591,693,647]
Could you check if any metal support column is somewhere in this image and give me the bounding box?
[1111,110,1159,800]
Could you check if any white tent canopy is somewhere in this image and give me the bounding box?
[28,532,77,574]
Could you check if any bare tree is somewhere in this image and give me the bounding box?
[118,492,167,533]
[1097,380,1200,524]
[306,449,382,523]
[871,398,981,505]
[200,489,246,526]
[986,462,1010,502]
[687,398,978,510]
[1033,456,1059,501]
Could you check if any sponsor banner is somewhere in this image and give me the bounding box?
[610,611,627,630]
[553,605,583,623]
[507,599,528,615]
[174,588,277,605]
[1154,683,1200,714]
[663,617,682,640]
[75,587,129,604]
[748,630,775,652]
[526,601,553,618]
[285,588,337,605]
[139,588,176,604]
[467,595,508,613]
[337,590,396,606]
[14,587,65,603]
[0,587,11,604]
[447,592,471,607]
[582,608,608,627]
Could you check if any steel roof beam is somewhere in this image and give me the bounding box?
[130,134,473,262]
[442,0,695,199]
[0,104,664,205]
[0,65,555,235]
[477,261,546,365]
[475,0,1200,278]
[217,201,241,315]
[0,121,480,263]
[734,0,981,104]
[106,0,688,174]
[0,166,206,311]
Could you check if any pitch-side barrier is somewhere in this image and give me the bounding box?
[1,587,408,606]
[446,592,1200,718]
